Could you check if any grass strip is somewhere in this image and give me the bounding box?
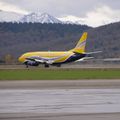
[0,68,120,80]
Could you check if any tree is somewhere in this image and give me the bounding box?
[5,54,13,64]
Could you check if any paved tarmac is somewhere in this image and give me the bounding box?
[0,63,120,69]
[0,80,120,89]
[0,113,120,120]
[0,80,120,120]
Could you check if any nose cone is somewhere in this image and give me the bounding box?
[18,55,24,63]
[18,56,22,62]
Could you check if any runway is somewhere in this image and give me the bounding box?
[0,80,120,120]
[0,80,120,89]
[1,113,120,120]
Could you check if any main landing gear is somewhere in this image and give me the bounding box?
[44,64,49,68]
[56,64,61,67]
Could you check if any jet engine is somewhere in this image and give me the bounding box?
[25,61,39,66]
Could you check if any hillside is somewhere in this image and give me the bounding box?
[0,22,120,62]
[87,22,120,58]
[0,23,90,60]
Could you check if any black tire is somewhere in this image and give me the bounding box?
[45,64,49,68]
[57,64,61,67]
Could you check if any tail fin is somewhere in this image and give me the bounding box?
[71,32,87,54]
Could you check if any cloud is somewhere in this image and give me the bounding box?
[0,0,97,17]
[0,0,120,27]
[58,5,120,27]
[84,6,120,27]
[0,1,29,14]
[59,6,120,27]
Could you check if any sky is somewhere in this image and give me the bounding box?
[0,0,120,27]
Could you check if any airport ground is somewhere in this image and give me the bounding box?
[0,80,120,89]
[0,62,120,69]
[0,64,120,80]
[0,64,120,120]
[1,80,120,120]
[1,113,120,120]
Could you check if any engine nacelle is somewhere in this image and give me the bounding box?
[25,61,39,66]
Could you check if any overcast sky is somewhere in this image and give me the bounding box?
[0,0,120,26]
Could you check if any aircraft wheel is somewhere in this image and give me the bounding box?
[57,64,61,67]
[26,65,29,68]
[45,64,49,68]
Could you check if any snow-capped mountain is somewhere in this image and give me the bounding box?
[58,15,86,25]
[0,10,23,22]
[0,10,86,25]
[20,12,62,24]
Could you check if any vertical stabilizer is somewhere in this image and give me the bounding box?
[71,32,87,53]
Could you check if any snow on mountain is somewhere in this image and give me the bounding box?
[0,10,23,22]
[58,15,86,25]
[0,10,86,25]
[20,12,62,24]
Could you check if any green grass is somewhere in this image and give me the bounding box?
[0,68,120,80]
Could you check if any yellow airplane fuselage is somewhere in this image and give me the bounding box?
[19,51,74,64]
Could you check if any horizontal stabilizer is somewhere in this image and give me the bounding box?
[85,51,102,55]
[76,57,94,62]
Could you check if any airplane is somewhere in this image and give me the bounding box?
[18,32,101,68]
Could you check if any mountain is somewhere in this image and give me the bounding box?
[86,22,120,58]
[0,10,23,22]
[0,10,119,27]
[0,11,85,25]
[20,12,62,24]
[0,11,62,24]
[58,15,85,25]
